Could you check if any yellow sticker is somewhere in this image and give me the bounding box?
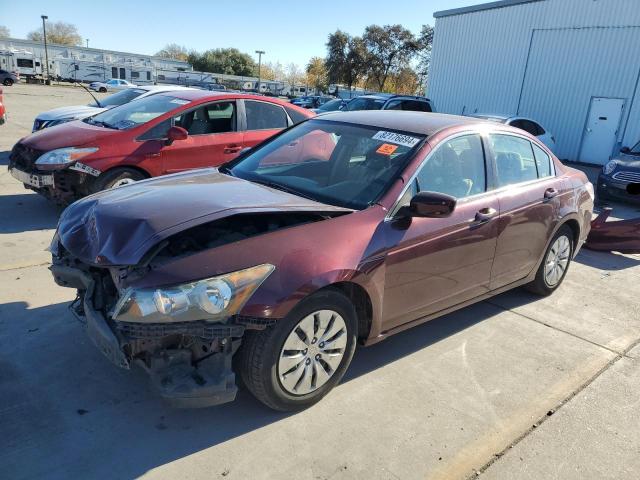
[376,143,398,156]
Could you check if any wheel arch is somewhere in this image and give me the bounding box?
[98,164,152,180]
[321,281,373,344]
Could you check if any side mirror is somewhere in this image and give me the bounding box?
[620,146,631,154]
[165,126,188,146]
[408,191,457,218]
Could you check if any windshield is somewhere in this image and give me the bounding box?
[228,119,425,209]
[317,99,343,112]
[89,88,147,108]
[84,94,188,130]
[345,97,385,111]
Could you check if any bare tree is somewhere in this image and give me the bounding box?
[27,21,82,46]
[0,25,10,39]
[155,44,189,61]
[286,63,303,89]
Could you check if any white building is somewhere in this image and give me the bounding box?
[428,0,640,165]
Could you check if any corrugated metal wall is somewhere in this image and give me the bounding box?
[429,0,640,161]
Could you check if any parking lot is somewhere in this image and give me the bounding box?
[1,83,640,480]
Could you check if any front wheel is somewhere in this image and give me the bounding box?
[525,225,574,296]
[92,168,146,192]
[3,78,14,86]
[99,87,107,92]
[238,289,358,411]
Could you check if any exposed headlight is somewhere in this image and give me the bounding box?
[35,147,99,168]
[112,264,275,324]
[603,160,617,175]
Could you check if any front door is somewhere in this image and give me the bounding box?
[162,101,243,173]
[579,97,624,165]
[381,134,499,331]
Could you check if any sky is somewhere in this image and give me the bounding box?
[0,0,485,66]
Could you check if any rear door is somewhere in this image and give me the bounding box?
[241,99,290,149]
[487,133,563,289]
[161,100,243,173]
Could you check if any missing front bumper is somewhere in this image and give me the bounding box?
[52,263,244,408]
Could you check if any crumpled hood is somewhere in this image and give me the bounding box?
[23,119,119,151]
[612,153,640,170]
[36,105,107,121]
[57,169,351,266]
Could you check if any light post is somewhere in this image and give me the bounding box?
[41,15,50,84]
[86,38,89,48]
[255,50,265,93]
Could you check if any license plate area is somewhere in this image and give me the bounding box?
[10,168,54,188]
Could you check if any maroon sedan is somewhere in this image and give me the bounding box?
[50,111,594,410]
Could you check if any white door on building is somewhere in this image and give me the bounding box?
[579,97,624,165]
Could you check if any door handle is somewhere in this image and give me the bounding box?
[224,144,243,154]
[471,207,498,227]
[544,188,559,201]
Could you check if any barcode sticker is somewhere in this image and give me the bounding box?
[372,131,420,148]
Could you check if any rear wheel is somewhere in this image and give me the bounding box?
[93,168,146,192]
[238,289,357,411]
[525,225,573,296]
[99,87,107,93]
[3,78,14,86]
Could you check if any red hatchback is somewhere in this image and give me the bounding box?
[9,91,313,203]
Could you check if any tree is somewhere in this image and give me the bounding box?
[27,21,82,46]
[187,48,255,76]
[325,30,367,90]
[0,25,9,38]
[285,63,303,89]
[362,24,420,91]
[306,57,327,94]
[385,67,420,95]
[155,44,189,61]
[416,25,435,91]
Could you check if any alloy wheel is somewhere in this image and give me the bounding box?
[278,309,347,395]
[111,178,136,188]
[544,235,571,287]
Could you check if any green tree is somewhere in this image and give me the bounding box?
[362,24,420,91]
[416,25,435,91]
[306,57,327,94]
[27,21,82,46]
[187,48,256,76]
[155,44,189,61]
[0,25,10,38]
[325,30,367,90]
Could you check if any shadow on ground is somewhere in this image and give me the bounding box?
[575,248,640,270]
[0,193,61,233]
[0,295,530,479]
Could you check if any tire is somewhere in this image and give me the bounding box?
[238,289,358,411]
[93,168,146,192]
[525,225,574,296]
[99,87,107,93]
[3,78,14,86]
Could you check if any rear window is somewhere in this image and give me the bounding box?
[285,106,308,124]
[97,88,147,107]
[245,101,288,130]
[346,98,385,111]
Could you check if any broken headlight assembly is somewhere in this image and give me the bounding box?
[111,264,274,324]
[35,147,99,169]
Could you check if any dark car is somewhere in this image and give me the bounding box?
[0,69,19,86]
[9,91,313,204]
[345,93,433,113]
[50,111,593,410]
[597,140,640,204]
[311,98,349,114]
[290,96,317,108]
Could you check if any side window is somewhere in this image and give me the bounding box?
[175,101,236,135]
[245,101,288,130]
[385,100,403,110]
[402,100,431,112]
[532,143,552,178]
[138,119,172,140]
[489,134,538,187]
[416,134,487,198]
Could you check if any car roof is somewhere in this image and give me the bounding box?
[470,113,511,122]
[358,93,431,101]
[154,89,314,111]
[315,111,482,136]
[139,85,196,92]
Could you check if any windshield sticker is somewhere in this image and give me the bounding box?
[372,131,420,148]
[170,99,190,105]
[376,143,398,156]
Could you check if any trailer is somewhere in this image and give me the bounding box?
[0,50,44,77]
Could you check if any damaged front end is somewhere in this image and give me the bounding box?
[584,207,640,254]
[50,242,274,408]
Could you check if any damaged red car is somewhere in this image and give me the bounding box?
[50,111,594,410]
[9,90,312,204]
